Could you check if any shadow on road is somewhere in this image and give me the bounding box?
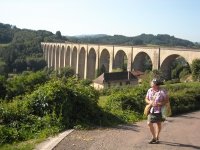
[113,124,140,132]
[160,141,200,149]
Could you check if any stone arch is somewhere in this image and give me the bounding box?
[132,52,152,72]
[71,46,77,73]
[87,48,96,79]
[78,47,86,78]
[100,49,110,73]
[65,46,71,67]
[113,50,128,71]
[60,46,65,68]
[160,54,189,80]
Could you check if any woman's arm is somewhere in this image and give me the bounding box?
[145,97,152,105]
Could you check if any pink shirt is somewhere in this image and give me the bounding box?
[146,88,167,113]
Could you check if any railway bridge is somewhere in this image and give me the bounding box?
[41,42,200,79]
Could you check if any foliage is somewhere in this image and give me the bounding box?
[67,33,199,48]
[26,57,47,71]
[0,59,7,76]
[105,85,147,113]
[13,58,27,72]
[0,138,42,150]
[96,64,106,77]
[6,71,49,99]
[171,57,191,80]
[191,59,200,81]
[179,68,191,79]
[27,77,100,128]
[1,70,200,145]
[0,45,18,72]
[79,79,93,86]
[0,23,66,74]
[0,76,101,144]
[56,67,75,78]
[101,80,200,123]
[0,75,7,99]
[0,23,15,44]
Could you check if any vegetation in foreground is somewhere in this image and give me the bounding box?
[0,68,200,150]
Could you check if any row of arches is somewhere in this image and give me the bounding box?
[42,43,197,80]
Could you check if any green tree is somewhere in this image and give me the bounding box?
[0,75,7,99]
[171,57,191,80]
[6,71,48,99]
[0,59,8,75]
[191,59,200,81]
[144,55,152,71]
[0,23,14,43]
[55,31,62,39]
[96,64,106,77]
[26,57,46,71]
[13,58,27,72]
[58,67,75,78]
[0,46,17,72]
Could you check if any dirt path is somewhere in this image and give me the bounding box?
[53,111,200,150]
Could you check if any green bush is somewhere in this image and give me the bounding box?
[104,82,200,120]
[0,77,101,144]
[28,77,100,127]
[0,99,30,124]
[6,71,49,99]
[105,85,147,113]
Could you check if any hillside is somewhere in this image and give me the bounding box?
[67,34,200,48]
[0,22,67,74]
[1,22,200,48]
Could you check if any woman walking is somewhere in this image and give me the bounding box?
[145,78,168,144]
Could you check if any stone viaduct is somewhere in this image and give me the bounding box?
[41,42,200,80]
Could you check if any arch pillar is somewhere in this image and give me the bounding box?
[50,46,54,68]
[152,48,160,70]
[58,46,61,68]
[109,46,114,72]
[48,45,52,68]
[44,46,48,62]
[69,44,73,67]
[127,47,133,71]
[63,45,67,67]
[95,45,100,77]
[55,45,59,70]
[84,45,88,79]
[76,44,80,75]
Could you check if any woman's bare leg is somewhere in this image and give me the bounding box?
[156,122,162,140]
[148,123,156,139]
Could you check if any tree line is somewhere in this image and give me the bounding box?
[0,22,67,75]
[66,34,200,48]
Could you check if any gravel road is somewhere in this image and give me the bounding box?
[54,111,200,150]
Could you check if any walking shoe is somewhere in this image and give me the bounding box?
[155,138,160,144]
[148,138,156,144]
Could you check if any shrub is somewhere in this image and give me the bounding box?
[0,77,101,144]
[28,77,100,128]
[6,71,49,99]
[105,85,147,114]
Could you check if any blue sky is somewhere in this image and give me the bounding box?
[1,0,200,42]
